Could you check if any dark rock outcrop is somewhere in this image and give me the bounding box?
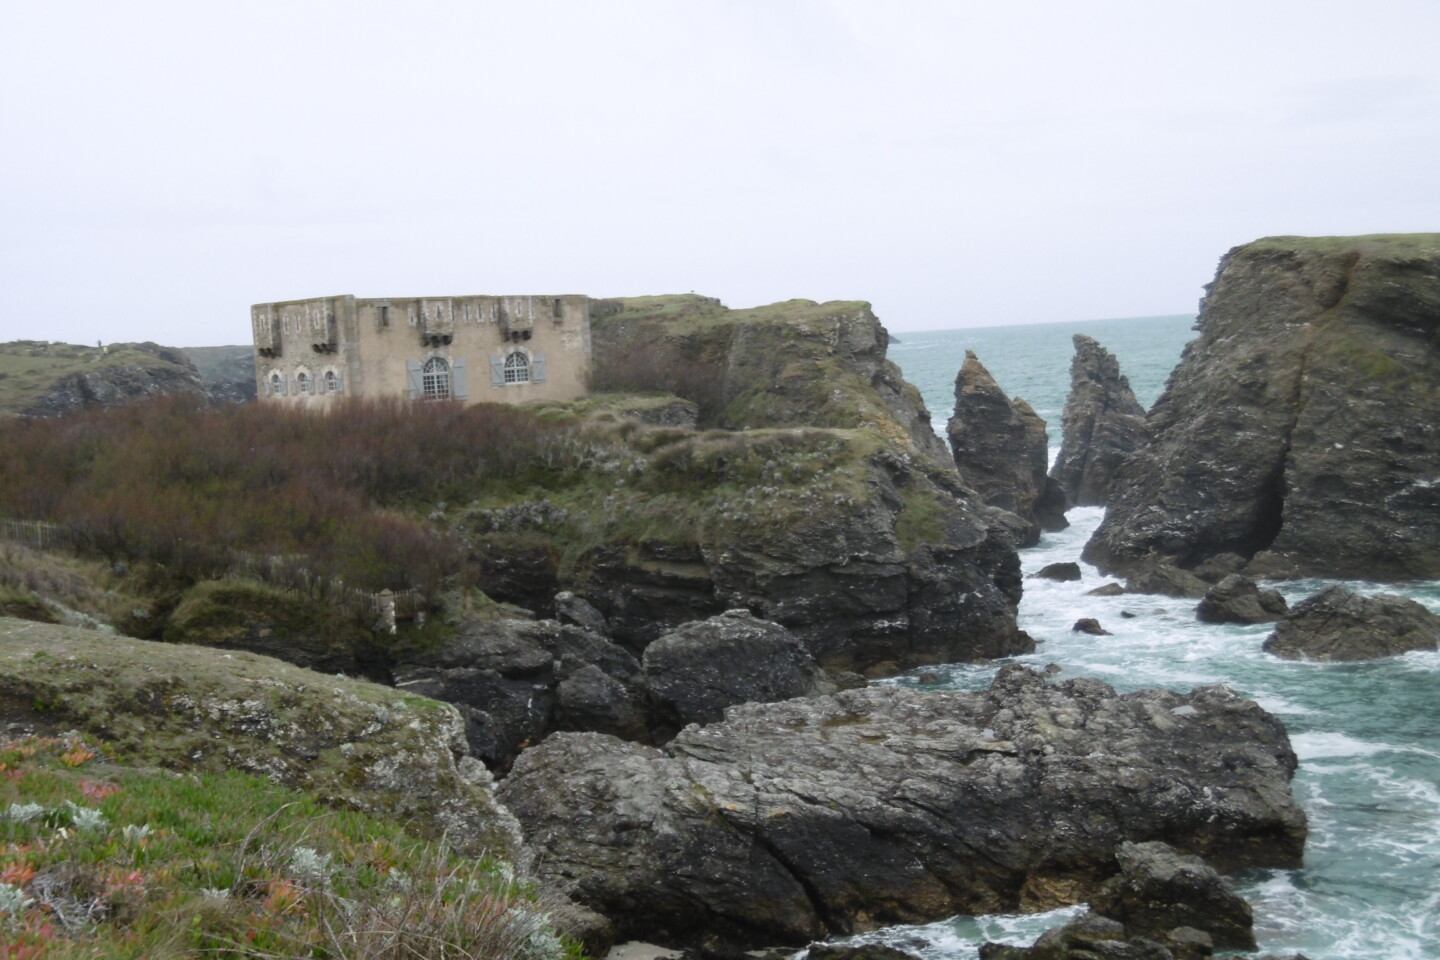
[1085,234,1440,581]
[1195,575,1289,625]
[947,351,1067,547]
[1050,334,1148,508]
[393,617,652,768]
[641,610,830,729]
[566,454,1033,675]
[498,665,1306,950]
[1072,618,1111,635]
[1031,562,1082,582]
[1262,585,1440,661]
[1091,841,1255,950]
[979,912,1174,960]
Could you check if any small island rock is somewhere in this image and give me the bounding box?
[1263,585,1440,661]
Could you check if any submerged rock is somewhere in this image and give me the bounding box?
[1262,585,1440,661]
[1031,561,1082,582]
[1085,234,1440,582]
[1050,334,1148,508]
[1195,575,1289,625]
[947,350,1067,546]
[498,665,1305,950]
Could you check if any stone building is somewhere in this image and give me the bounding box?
[252,294,590,406]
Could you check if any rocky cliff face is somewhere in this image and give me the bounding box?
[1050,334,1147,508]
[591,295,952,468]
[1084,235,1440,580]
[946,350,1067,546]
[181,344,257,403]
[476,297,1037,674]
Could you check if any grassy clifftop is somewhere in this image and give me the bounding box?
[0,340,209,416]
[590,295,949,464]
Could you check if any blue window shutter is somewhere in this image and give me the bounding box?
[532,352,546,383]
[262,376,270,397]
[490,355,505,387]
[406,360,423,400]
[317,374,326,395]
[282,374,289,396]
[335,371,344,394]
[452,356,468,400]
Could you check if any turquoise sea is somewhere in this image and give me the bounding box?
[829,317,1440,960]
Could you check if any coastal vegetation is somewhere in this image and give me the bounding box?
[0,732,572,960]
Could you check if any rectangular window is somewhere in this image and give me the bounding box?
[553,298,563,320]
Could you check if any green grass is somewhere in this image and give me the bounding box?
[0,735,579,959]
[1244,233,1440,259]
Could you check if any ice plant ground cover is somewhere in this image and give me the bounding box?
[0,734,577,960]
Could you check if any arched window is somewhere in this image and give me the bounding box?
[296,371,311,395]
[422,357,451,399]
[324,370,340,394]
[270,372,282,396]
[503,351,531,384]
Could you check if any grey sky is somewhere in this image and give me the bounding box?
[2,1,1437,345]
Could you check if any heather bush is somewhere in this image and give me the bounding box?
[0,398,579,597]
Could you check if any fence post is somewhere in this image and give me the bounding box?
[378,589,396,634]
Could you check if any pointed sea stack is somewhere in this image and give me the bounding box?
[947,350,1067,546]
[1085,234,1440,580]
[1050,334,1147,508]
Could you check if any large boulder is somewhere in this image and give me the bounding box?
[498,665,1306,951]
[641,609,829,728]
[947,350,1067,547]
[0,618,522,862]
[1262,585,1440,661]
[1091,841,1255,950]
[1050,334,1148,508]
[1085,234,1440,581]
[1195,575,1289,625]
[393,616,651,768]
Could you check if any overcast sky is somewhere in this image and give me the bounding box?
[2,1,1437,345]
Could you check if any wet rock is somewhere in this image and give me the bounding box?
[807,944,924,960]
[498,665,1306,950]
[979,912,1153,960]
[1031,562,1083,582]
[641,610,830,728]
[1085,234,1440,582]
[1072,618,1111,636]
[1088,582,1126,597]
[1050,334,1148,508]
[1091,840,1255,950]
[947,351,1067,547]
[1125,565,1209,599]
[1195,575,1289,625]
[1262,585,1440,661]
